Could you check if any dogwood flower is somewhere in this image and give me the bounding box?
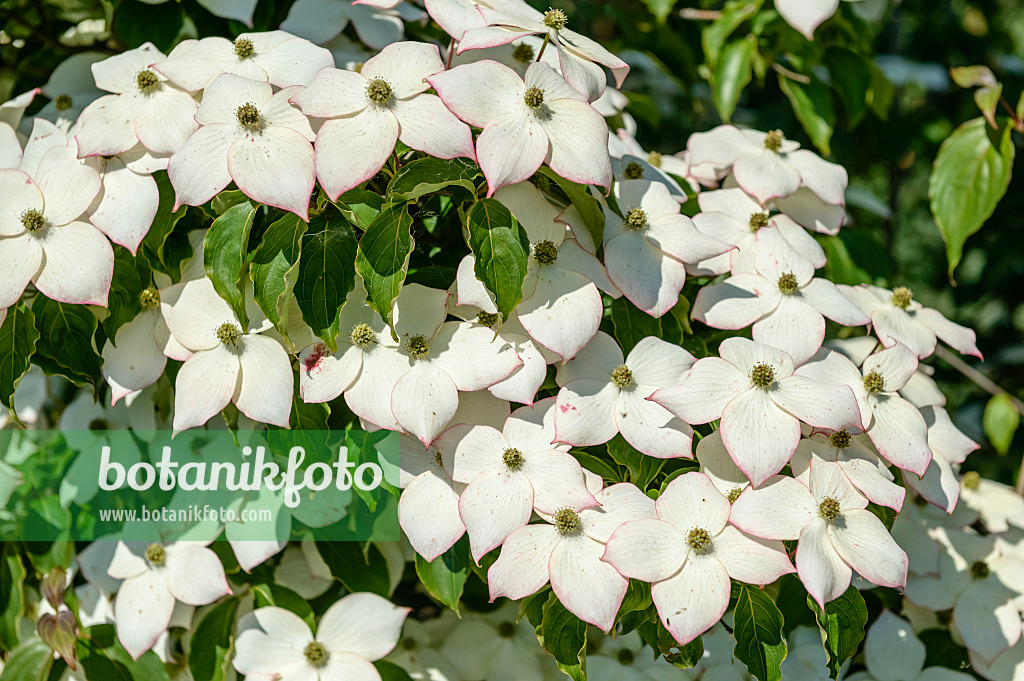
[164,277,293,430]
[826,335,947,408]
[696,430,751,502]
[440,605,559,681]
[776,0,852,39]
[553,331,697,458]
[603,473,795,644]
[155,31,333,92]
[730,461,907,607]
[457,3,628,102]
[609,128,689,201]
[653,338,862,486]
[690,187,826,275]
[687,125,847,206]
[36,52,105,132]
[436,398,597,560]
[904,527,1024,663]
[290,41,475,201]
[958,472,1024,534]
[903,406,978,513]
[693,227,869,363]
[838,284,982,359]
[795,343,933,476]
[75,43,198,158]
[107,540,230,659]
[428,60,612,195]
[488,483,655,632]
[139,0,259,25]
[234,593,410,681]
[168,73,316,220]
[604,179,732,317]
[844,609,975,681]
[791,428,905,511]
[282,0,425,48]
[398,435,467,561]
[0,159,109,308]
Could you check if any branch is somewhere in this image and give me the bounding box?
[934,346,1024,412]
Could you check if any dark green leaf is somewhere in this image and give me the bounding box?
[110,0,184,51]
[0,639,52,681]
[540,594,587,667]
[607,435,664,490]
[414,537,471,615]
[141,172,187,277]
[333,189,384,230]
[733,583,787,681]
[252,584,315,629]
[103,248,150,344]
[610,297,661,355]
[251,213,309,343]
[189,596,240,681]
[0,303,38,414]
[356,203,414,332]
[387,157,480,202]
[919,628,971,671]
[375,660,415,681]
[713,37,755,122]
[983,393,1019,455]
[536,167,604,248]
[0,546,26,651]
[702,0,760,69]
[465,199,531,321]
[824,49,871,128]
[204,201,256,330]
[295,215,358,352]
[807,586,868,679]
[316,542,391,596]
[929,117,1015,277]
[779,76,836,155]
[32,297,102,390]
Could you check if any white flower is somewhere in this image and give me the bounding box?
[107,540,230,659]
[234,593,410,681]
[776,0,852,39]
[903,406,979,514]
[589,631,689,681]
[35,52,105,131]
[844,610,975,681]
[439,604,557,681]
[281,0,425,49]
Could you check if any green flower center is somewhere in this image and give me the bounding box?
[145,543,166,565]
[304,641,329,668]
[936,609,953,626]
[407,334,430,359]
[818,497,841,521]
[751,363,775,388]
[828,429,852,449]
[543,8,567,30]
[891,286,913,309]
[512,43,534,63]
[623,161,645,179]
[136,69,159,92]
[727,488,743,503]
[216,322,241,346]
[366,78,393,106]
[350,323,375,347]
[476,311,500,328]
[625,208,648,230]
[617,649,635,665]
[647,151,662,168]
[433,450,443,468]
[497,621,517,638]
[610,364,634,389]
[777,272,799,294]
[971,560,990,580]
[962,471,981,490]
[138,287,160,311]
[400,637,417,651]
[236,102,261,131]
[502,447,524,471]
[533,240,558,265]
[863,370,885,395]
[764,129,784,151]
[524,86,545,108]
[554,507,581,536]
[749,212,769,230]
[54,94,73,111]
[88,418,109,431]
[20,209,45,233]
[687,527,711,551]
[234,37,255,59]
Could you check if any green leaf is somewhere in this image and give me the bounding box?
[983,393,1020,455]
[110,0,183,51]
[316,542,391,596]
[141,172,187,276]
[607,435,665,490]
[713,36,755,122]
[32,297,102,390]
[0,545,26,651]
[0,639,52,681]
[294,214,358,352]
[929,117,1015,277]
[806,586,868,679]
[779,76,836,155]
[975,84,1003,129]
[414,537,471,615]
[824,48,871,128]
[702,0,759,69]
[610,297,661,355]
[103,248,150,344]
[465,199,531,322]
[919,628,971,670]
[536,167,604,248]
[333,189,384,230]
[251,213,309,342]
[641,0,677,23]
[204,201,257,330]
[733,583,787,681]
[638,620,703,668]
[189,596,240,681]
[387,157,480,202]
[252,584,315,629]
[0,303,38,414]
[950,65,997,88]
[211,190,250,216]
[356,203,415,332]
[375,660,416,681]
[540,594,587,667]
[76,633,169,681]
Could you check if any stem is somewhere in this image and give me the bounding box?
[679,8,722,19]
[535,34,551,62]
[771,63,811,84]
[446,38,455,70]
[998,96,1024,132]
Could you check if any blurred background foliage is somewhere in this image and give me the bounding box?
[1,0,1021,482]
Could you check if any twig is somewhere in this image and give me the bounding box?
[679,9,722,20]
[771,63,811,84]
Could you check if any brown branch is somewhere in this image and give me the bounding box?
[679,9,722,20]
